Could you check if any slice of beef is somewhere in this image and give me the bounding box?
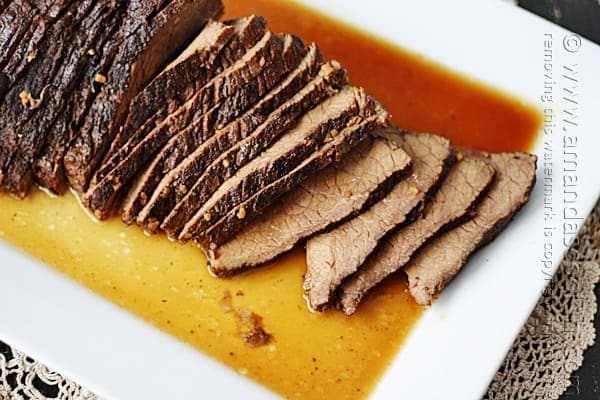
[0,1,36,71]
[63,0,224,192]
[177,85,377,243]
[0,0,101,197]
[0,0,88,174]
[206,135,409,277]
[121,20,235,135]
[2,0,77,84]
[120,33,305,224]
[406,152,537,305]
[17,0,75,17]
[30,0,77,17]
[133,43,323,230]
[4,1,128,197]
[84,30,285,219]
[32,104,71,193]
[199,104,390,249]
[2,12,49,85]
[339,154,496,315]
[304,130,455,311]
[32,3,128,194]
[92,15,266,189]
[110,15,267,159]
[160,58,346,238]
[68,12,127,130]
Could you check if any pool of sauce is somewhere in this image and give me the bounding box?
[0,1,541,399]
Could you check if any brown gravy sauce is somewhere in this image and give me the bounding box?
[0,1,540,399]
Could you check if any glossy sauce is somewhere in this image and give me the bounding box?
[0,1,541,399]
[224,0,540,152]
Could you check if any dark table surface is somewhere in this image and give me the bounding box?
[517,2,600,399]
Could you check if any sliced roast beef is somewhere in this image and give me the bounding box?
[0,0,82,179]
[0,0,87,171]
[84,30,286,219]
[63,0,224,192]
[91,15,266,189]
[0,1,36,71]
[122,20,236,136]
[339,154,496,315]
[207,135,410,277]
[32,105,71,193]
[406,152,537,305]
[102,20,235,161]
[87,28,281,201]
[133,43,322,230]
[32,3,128,194]
[106,16,266,163]
[5,0,129,197]
[1,0,77,81]
[119,33,305,224]
[160,58,345,237]
[202,109,389,251]
[0,0,100,197]
[1,9,46,84]
[29,0,77,17]
[177,85,377,243]
[304,130,454,311]
[199,105,390,249]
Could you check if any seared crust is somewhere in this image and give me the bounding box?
[33,1,128,194]
[63,0,224,192]
[0,0,100,197]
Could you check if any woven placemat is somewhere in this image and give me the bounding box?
[1,202,599,399]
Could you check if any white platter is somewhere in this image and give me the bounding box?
[1,1,600,399]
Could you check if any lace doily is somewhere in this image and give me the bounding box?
[486,202,600,400]
[1,203,599,399]
[0,342,98,400]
